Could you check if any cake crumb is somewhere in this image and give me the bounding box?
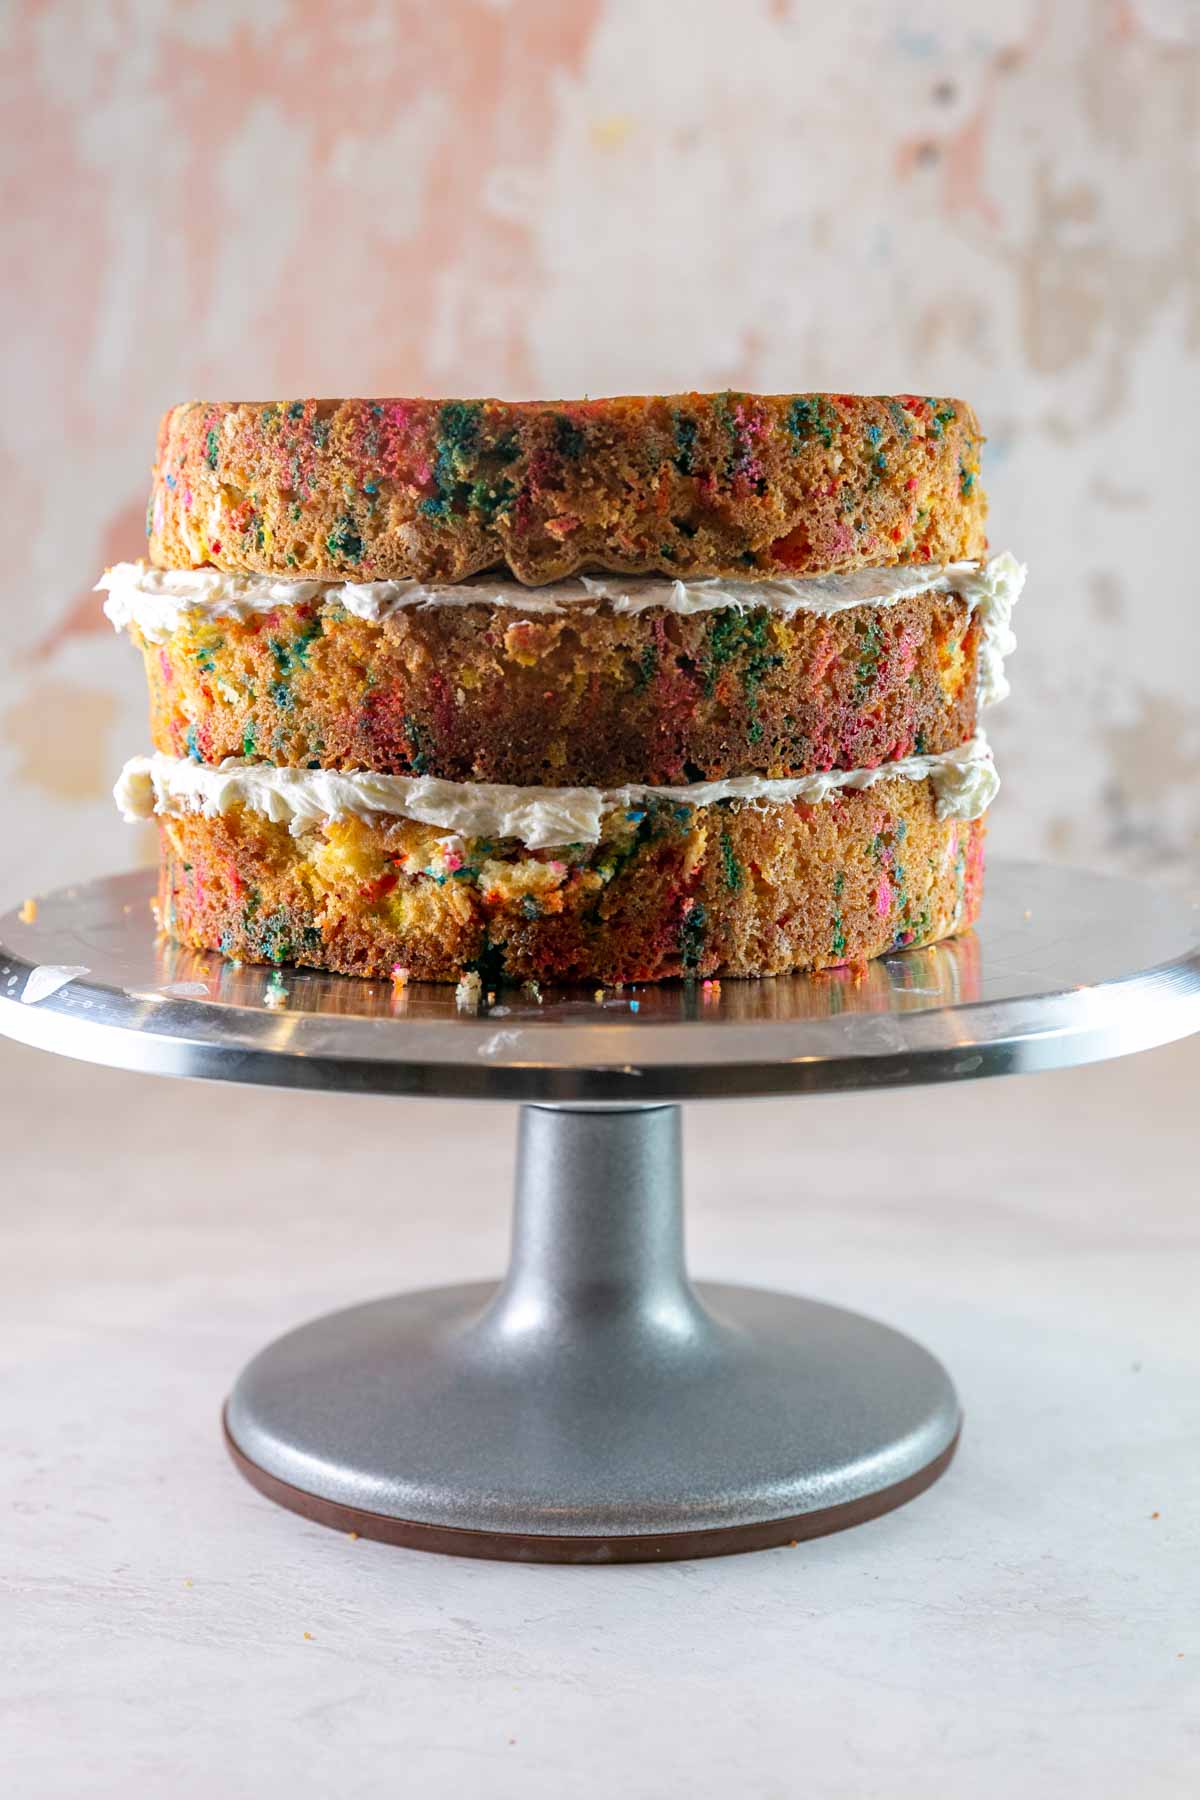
[303,1630,314,1641]
[18,898,37,924]
[593,988,605,1003]
[264,972,288,1009]
[390,963,410,988]
[521,980,543,1003]
[456,970,482,1010]
[348,1530,359,1541]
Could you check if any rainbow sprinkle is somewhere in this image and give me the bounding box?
[263,971,288,1010]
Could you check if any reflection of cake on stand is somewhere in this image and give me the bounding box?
[15,391,1194,1565]
[102,392,1021,985]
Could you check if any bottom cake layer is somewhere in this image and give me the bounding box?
[150,778,985,984]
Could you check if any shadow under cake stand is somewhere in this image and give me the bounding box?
[2,859,1198,1563]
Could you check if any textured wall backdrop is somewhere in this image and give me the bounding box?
[1,0,1197,897]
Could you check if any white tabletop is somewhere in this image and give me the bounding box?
[4,1031,1197,1798]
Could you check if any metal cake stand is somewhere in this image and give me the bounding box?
[3,860,1198,1562]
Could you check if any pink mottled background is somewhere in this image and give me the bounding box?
[1,0,1197,895]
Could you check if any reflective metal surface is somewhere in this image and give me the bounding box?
[5,860,1197,1555]
[1,861,1198,1101]
[226,1106,960,1546]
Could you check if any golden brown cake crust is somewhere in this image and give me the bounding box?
[137,589,979,785]
[154,778,984,985]
[147,392,987,585]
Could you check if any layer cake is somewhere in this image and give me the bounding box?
[107,391,1022,985]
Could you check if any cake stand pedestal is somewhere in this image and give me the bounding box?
[2,861,1198,1562]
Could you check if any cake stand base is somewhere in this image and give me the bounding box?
[224,1105,961,1561]
[8,864,1196,1563]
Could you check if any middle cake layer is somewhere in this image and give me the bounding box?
[102,556,1020,787]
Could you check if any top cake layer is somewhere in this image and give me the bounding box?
[147,392,987,585]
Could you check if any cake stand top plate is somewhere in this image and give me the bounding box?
[1,862,1197,1103]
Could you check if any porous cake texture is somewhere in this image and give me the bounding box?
[144,780,985,985]
[109,390,1016,986]
[111,572,981,786]
[147,392,986,585]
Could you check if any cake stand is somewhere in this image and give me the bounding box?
[2,860,1198,1562]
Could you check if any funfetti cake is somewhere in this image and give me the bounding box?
[106,392,1023,985]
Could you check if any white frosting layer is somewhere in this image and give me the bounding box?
[115,734,998,851]
[969,551,1022,706]
[99,555,1024,704]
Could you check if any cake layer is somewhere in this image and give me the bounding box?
[146,392,987,585]
[147,775,986,984]
[103,556,1020,786]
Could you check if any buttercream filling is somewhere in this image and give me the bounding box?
[99,553,1023,708]
[115,733,997,852]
